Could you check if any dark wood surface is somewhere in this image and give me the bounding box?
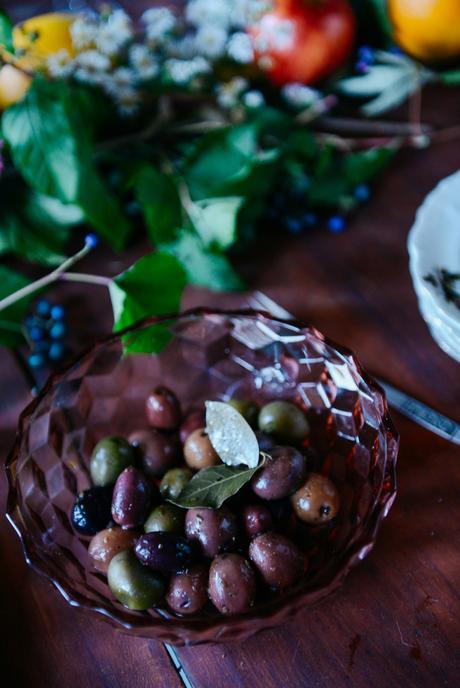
[1,2,460,687]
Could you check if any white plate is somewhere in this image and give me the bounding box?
[408,170,460,360]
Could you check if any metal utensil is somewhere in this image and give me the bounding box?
[245,291,460,446]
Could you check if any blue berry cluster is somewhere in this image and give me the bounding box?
[355,45,375,74]
[25,299,67,369]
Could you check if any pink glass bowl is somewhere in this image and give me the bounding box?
[5,310,398,645]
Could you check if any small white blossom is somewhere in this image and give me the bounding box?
[74,50,111,84]
[169,34,197,59]
[242,89,265,108]
[255,14,295,51]
[195,24,228,59]
[245,0,273,25]
[104,67,137,96]
[227,32,254,63]
[142,8,176,46]
[129,44,159,80]
[186,1,231,29]
[96,10,133,56]
[282,83,320,109]
[216,76,248,108]
[47,49,74,78]
[114,87,141,117]
[70,15,98,51]
[165,56,211,85]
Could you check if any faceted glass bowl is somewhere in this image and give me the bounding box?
[6,310,398,645]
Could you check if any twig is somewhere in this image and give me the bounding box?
[59,272,112,286]
[312,116,432,137]
[294,94,338,125]
[97,96,173,150]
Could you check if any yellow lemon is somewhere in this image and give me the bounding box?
[12,12,76,68]
[388,0,460,63]
[0,64,31,109]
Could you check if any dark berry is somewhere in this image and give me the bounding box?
[28,353,45,369]
[354,184,370,202]
[355,61,369,74]
[301,212,317,229]
[327,215,346,233]
[85,233,99,248]
[48,342,65,361]
[357,45,374,65]
[285,217,303,234]
[71,485,113,535]
[29,326,45,342]
[36,299,51,317]
[50,304,65,320]
[50,322,66,339]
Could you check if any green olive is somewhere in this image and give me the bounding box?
[258,401,310,443]
[108,550,165,610]
[90,437,136,486]
[144,504,184,534]
[159,468,193,501]
[227,399,258,426]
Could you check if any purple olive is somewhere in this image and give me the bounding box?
[135,532,195,573]
[249,532,304,588]
[111,467,154,528]
[128,428,179,478]
[242,503,273,538]
[166,564,209,615]
[179,410,205,444]
[146,386,181,430]
[185,507,237,558]
[251,446,308,500]
[208,554,256,615]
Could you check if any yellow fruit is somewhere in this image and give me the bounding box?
[388,0,460,62]
[12,12,75,69]
[0,64,31,109]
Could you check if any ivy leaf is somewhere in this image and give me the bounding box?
[206,401,260,468]
[109,251,188,353]
[0,266,31,348]
[133,164,182,244]
[344,147,396,185]
[2,78,130,249]
[0,8,13,52]
[163,231,243,291]
[188,196,243,250]
[170,464,260,509]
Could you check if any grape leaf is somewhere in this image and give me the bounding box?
[133,164,182,245]
[188,196,243,250]
[170,463,260,509]
[206,401,259,468]
[0,266,31,348]
[109,251,188,353]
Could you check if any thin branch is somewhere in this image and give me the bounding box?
[59,272,112,286]
[312,116,432,137]
[97,96,173,150]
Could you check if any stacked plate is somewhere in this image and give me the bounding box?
[408,170,460,363]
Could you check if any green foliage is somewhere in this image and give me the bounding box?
[0,7,13,53]
[133,164,182,245]
[441,69,460,85]
[188,196,243,250]
[2,78,130,249]
[0,267,31,348]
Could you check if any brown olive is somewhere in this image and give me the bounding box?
[166,564,209,615]
[179,410,205,444]
[111,467,154,528]
[249,532,304,588]
[258,401,310,443]
[88,527,137,573]
[208,554,256,615]
[242,503,273,538]
[184,428,220,470]
[146,386,181,430]
[251,446,308,500]
[291,473,340,524]
[185,507,237,558]
[129,428,179,478]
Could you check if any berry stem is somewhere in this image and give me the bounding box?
[59,272,112,287]
[0,241,94,312]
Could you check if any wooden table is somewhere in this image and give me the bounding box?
[1,3,460,687]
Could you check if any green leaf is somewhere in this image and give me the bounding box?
[163,231,243,291]
[2,78,130,249]
[170,463,261,509]
[188,196,243,250]
[0,8,13,52]
[109,251,188,353]
[441,69,460,85]
[0,266,31,348]
[133,164,182,244]
[344,147,396,185]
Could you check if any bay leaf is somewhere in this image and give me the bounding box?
[169,464,260,509]
[205,400,259,468]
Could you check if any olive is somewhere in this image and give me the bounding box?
[227,399,258,426]
[291,473,340,524]
[111,467,154,528]
[249,532,304,588]
[88,527,137,573]
[160,468,192,501]
[258,401,310,443]
[146,386,181,430]
[135,532,194,573]
[144,504,184,534]
[251,446,308,500]
[242,503,273,538]
[129,428,179,479]
[108,550,164,611]
[90,437,136,487]
[71,485,113,535]
[184,428,220,470]
[185,507,237,558]
[166,564,209,615]
[179,410,205,444]
[208,554,256,615]
[255,431,277,453]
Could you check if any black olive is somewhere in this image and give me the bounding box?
[71,485,113,535]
